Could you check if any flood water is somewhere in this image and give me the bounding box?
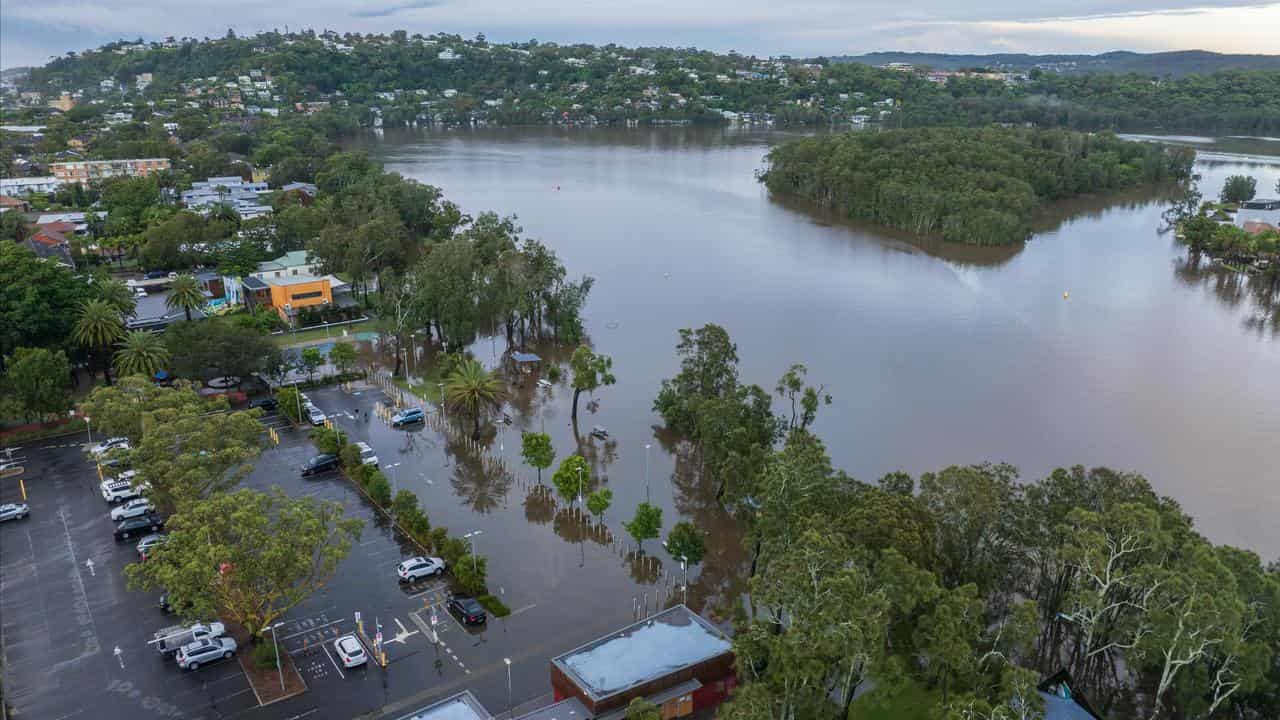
[353,126,1280,566]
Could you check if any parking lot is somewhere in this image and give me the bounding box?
[2,381,685,720]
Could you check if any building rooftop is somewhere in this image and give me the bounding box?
[552,605,731,701]
[513,697,590,720]
[392,691,490,720]
[256,250,312,272]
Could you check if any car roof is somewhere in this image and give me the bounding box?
[355,441,373,450]
[336,636,362,652]
[455,596,482,607]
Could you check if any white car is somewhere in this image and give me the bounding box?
[354,441,379,467]
[101,479,141,503]
[90,437,130,458]
[396,556,446,583]
[306,406,326,425]
[333,634,367,668]
[111,498,156,521]
[0,503,30,522]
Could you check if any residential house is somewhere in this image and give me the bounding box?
[22,224,76,269]
[51,158,171,183]
[0,176,63,196]
[182,176,271,218]
[1234,199,1280,230]
[47,92,76,111]
[437,49,459,61]
[0,195,31,213]
[126,288,207,332]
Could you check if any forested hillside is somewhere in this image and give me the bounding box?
[8,31,1279,132]
[842,50,1280,76]
[761,127,1195,245]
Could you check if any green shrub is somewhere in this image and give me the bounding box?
[339,443,362,471]
[453,554,488,596]
[438,536,469,567]
[251,640,279,669]
[310,426,347,456]
[477,594,510,617]
[429,527,448,552]
[391,489,418,520]
[367,472,392,507]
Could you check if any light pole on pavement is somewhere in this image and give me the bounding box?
[267,622,285,692]
[463,530,482,573]
[644,443,651,504]
[437,383,445,414]
[577,465,584,508]
[85,416,92,444]
[681,556,689,605]
[504,657,513,717]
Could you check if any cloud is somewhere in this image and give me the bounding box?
[2,1,1278,68]
[351,0,446,19]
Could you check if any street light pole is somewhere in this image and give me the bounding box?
[269,622,284,692]
[463,530,482,573]
[85,416,92,445]
[437,383,445,414]
[681,556,689,605]
[503,657,512,717]
[644,443,651,504]
[577,465,583,508]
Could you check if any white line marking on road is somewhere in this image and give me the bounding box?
[508,603,537,617]
[322,645,346,679]
[285,709,320,720]
[279,618,344,642]
[217,688,254,703]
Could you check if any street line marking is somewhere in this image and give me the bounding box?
[508,603,537,617]
[217,688,254,703]
[279,618,344,642]
[322,645,345,679]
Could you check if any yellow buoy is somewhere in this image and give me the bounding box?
[1063,291,1069,299]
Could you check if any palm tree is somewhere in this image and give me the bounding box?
[113,331,170,379]
[73,300,125,385]
[96,279,137,317]
[444,358,507,439]
[167,274,205,322]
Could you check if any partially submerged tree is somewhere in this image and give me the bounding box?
[569,345,615,423]
[623,502,663,552]
[520,431,555,484]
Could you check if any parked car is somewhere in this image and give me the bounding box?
[590,425,610,440]
[110,497,155,521]
[136,533,168,559]
[301,454,339,477]
[248,396,278,411]
[396,556,445,583]
[90,437,130,457]
[333,635,367,668]
[447,596,487,625]
[306,406,327,426]
[175,637,237,670]
[101,479,141,503]
[391,408,425,427]
[144,270,167,280]
[0,503,30,522]
[536,379,553,389]
[156,621,227,654]
[115,513,164,540]
[354,441,379,467]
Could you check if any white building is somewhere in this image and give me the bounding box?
[0,176,63,196]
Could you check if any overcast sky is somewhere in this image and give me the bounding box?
[3,1,1278,69]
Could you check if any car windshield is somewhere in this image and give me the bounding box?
[459,598,482,612]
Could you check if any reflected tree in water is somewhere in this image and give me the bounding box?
[446,435,512,513]
[523,484,556,525]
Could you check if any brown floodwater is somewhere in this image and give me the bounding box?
[353,126,1280,566]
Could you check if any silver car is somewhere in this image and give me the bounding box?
[0,503,30,522]
[175,637,237,670]
[111,498,156,521]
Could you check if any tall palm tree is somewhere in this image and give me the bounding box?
[113,331,170,379]
[73,299,126,385]
[96,279,137,317]
[444,358,507,439]
[167,274,205,322]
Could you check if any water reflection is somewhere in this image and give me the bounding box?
[523,484,556,525]
[445,433,512,513]
[1174,252,1280,337]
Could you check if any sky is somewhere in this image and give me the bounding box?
[2,1,1278,69]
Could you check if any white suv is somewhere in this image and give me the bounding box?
[355,441,379,467]
[396,556,446,583]
[101,479,141,503]
[110,498,155,521]
[90,437,130,458]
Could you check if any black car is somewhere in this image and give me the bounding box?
[248,396,278,411]
[115,513,164,541]
[447,596,487,625]
[301,454,339,477]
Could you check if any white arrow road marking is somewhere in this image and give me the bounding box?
[85,559,96,577]
[384,618,419,645]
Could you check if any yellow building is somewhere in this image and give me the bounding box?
[266,275,333,321]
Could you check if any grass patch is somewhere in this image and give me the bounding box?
[848,678,940,720]
[273,320,372,346]
[477,594,511,617]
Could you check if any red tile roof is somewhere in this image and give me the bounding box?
[1243,221,1277,235]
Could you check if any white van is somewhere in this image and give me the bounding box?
[354,441,379,467]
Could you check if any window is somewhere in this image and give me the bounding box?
[291,290,323,301]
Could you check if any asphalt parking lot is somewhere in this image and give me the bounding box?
[2,381,690,720]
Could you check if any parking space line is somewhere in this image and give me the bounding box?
[279,618,344,642]
[322,645,345,679]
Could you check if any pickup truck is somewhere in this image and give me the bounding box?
[154,622,227,654]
